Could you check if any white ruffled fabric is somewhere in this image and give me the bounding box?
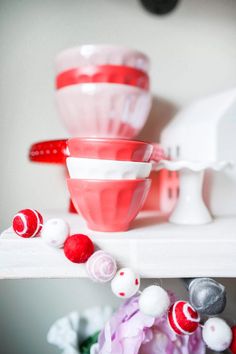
[47,307,113,354]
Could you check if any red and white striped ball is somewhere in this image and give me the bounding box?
[230,325,236,354]
[168,300,200,335]
[12,209,43,238]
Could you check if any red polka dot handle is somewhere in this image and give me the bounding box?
[29,139,68,164]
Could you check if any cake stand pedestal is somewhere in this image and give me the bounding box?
[155,160,231,225]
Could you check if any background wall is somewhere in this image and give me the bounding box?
[0,1,236,353]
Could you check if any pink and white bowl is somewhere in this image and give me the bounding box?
[67,178,151,232]
[67,138,154,162]
[55,44,150,74]
[55,83,152,138]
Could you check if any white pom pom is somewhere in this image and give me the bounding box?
[202,317,232,351]
[41,218,70,248]
[111,267,140,298]
[139,285,170,317]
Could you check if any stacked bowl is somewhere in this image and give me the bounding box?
[55,45,152,138]
[66,138,153,232]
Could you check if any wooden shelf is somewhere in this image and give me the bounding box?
[1,211,236,279]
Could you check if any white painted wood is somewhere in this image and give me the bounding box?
[0,211,236,279]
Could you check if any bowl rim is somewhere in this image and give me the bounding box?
[67,137,153,147]
[66,156,152,167]
[67,177,151,184]
[56,44,150,63]
[55,81,151,94]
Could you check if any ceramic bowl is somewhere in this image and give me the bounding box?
[67,178,151,231]
[55,44,150,74]
[66,157,152,180]
[67,138,153,162]
[55,83,152,138]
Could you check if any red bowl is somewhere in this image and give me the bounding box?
[56,65,149,90]
[67,138,153,162]
[67,178,151,232]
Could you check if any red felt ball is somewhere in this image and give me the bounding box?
[12,209,43,238]
[64,234,94,263]
[230,326,236,354]
[168,300,200,335]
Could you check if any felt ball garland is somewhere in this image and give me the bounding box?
[10,209,236,352]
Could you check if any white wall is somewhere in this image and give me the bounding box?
[0,1,236,353]
[1,0,236,223]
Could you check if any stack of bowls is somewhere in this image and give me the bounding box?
[55,45,152,138]
[66,138,153,232]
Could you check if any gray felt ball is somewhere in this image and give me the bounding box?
[188,278,226,315]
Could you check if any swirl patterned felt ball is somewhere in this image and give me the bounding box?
[168,301,200,335]
[12,209,43,238]
[86,250,117,283]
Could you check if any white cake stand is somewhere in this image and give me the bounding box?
[155,160,231,225]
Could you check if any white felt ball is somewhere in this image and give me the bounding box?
[139,285,170,317]
[41,218,70,248]
[202,317,232,351]
[111,267,140,298]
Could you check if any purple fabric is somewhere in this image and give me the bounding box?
[98,293,205,354]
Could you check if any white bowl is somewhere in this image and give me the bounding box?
[55,44,150,73]
[55,83,152,138]
[66,157,152,180]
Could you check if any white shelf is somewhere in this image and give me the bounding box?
[1,211,236,279]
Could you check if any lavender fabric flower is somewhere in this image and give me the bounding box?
[98,294,205,354]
